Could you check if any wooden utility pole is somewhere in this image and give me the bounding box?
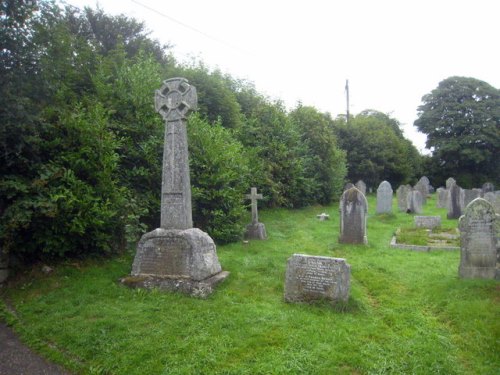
[345,79,350,122]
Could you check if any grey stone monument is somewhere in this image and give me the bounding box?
[483,191,500,214]
[414,177,429,205]
[339,187,368,244]
[458,198,498,279]
[343,182,354,191]
[463,189,482,208]
[406,190,423,214]
[284,254,350,304]
[244,187,267,240]
[376,180,393,214]
[396,184,412,212]
[436,187,447,208]
[482,182,495,195]
[447,182,464,219]
[355,180,367,195]
[446,177,456,190]
[126,78,229,297]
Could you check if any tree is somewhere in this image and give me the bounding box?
[333,111,421,188]
[414,77,500,187]
[289,105,346,204]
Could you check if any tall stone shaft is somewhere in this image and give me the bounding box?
[155,77,197,230]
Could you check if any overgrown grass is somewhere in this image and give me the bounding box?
[1,194,499,374]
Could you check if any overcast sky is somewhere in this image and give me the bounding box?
[62,0,500,153]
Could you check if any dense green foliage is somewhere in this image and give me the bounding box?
[0,1,349,263]
[333,111,422,189]
[1,195,498,374]
[414,76,500,187]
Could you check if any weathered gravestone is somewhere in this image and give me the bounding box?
[463,189,482,208]
[446,177,456,190]
[127,78,229,297]
[284,254,350,303]
[396,184,412,212]
[415,216,441,229]
[447,182,464,219]
[458,198,499,279]
[482,182,495,195]
[406,190,423,214]
[344,182,354,191]
[414,177,429,205]
[339,187,368,244]
[244,187,267,240]
[376,180,393,214]
[483,192,500,214]
[355,180,367,195]
[436,187,447,208]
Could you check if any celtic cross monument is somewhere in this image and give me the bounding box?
[125,78,229,297]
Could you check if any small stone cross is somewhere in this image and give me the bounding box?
[245,187,263,224]
[316,213,330,221]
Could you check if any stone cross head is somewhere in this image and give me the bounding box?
[155,77,197,122]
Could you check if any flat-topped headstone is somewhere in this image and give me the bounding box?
[458,198,498,279]
[436,187,447,208]
[339,187,368,244]
[244,187,267,240]
[414,216,441,229]
[406,190,423,214]
[447,182,464,219]
[127,78,228,297]
[284,254,350,304]
[396,184,412,212]
[355,180,367,195]
[376,180,393,214]
[482,182,495,195]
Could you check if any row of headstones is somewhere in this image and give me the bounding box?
[286,188,499,306]
[435,178,498,218]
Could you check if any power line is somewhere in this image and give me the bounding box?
[130,0,252,56]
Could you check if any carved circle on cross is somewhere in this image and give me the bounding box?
[155,77,198,121]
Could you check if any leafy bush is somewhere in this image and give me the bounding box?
[188,114,250,243]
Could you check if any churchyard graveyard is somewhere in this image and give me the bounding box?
[1,192,498,374]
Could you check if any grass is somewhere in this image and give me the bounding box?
[395,227,459,247]
[1,194,499,374]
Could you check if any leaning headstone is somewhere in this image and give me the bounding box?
[284,254,350,303]
[126,78,228,297]
[436,187,447,208]
[244,187,267,240]
[482,182,495,195]
[447,182,464,219]
[414,216,441,229]
[396,184,412,212]
[406,190,423,214]
[483,192,500,214]
[376,180,393,214]
[446,177,456,190]
[339,187,368,244]
[355,180,367,195]
[463,189,482,208]
[458,198,498,279]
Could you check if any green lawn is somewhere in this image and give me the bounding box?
[1,194,499,374]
